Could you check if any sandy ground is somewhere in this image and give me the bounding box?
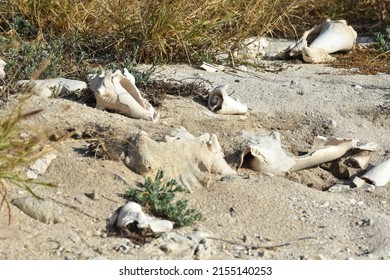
[1,44,390,260]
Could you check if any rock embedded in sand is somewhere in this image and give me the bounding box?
[125,127,236,191]
[17,78,87,98]
[11,196,64,224]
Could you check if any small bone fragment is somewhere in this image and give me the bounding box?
[361,158,390,187]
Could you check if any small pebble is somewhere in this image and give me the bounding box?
[353,84,363,89]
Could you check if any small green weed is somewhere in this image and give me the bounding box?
[125,170,202,227]
[374,28,390,52]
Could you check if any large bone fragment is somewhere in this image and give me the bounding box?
[275,19,357,63]
[87,69,159,122]
[208,85,247,115]
[125,128,236,191]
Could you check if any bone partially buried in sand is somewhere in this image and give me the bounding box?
[87,68,159,122]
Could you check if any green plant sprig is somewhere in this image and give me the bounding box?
[374,27,390,52]
[125,170,203,227]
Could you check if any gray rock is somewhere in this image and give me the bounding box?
[11,196,64,224]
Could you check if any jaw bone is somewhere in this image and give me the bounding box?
[276,19,357,63]
[87,68,159,122]
[208,85,247,115]
[125,127,236,192]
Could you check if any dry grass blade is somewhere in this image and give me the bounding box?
[0,102,56,223]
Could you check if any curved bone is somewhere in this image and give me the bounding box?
[125,128,236,191]
[208,85,247,115]
[87,69,159,122]
[291,137,377,172]
[17,78,87,97]
[275,19,357,63]
[361,158,390,187]
[239,131,296,175]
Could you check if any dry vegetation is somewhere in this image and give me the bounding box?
[0,0,388,68]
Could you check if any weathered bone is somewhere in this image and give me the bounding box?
[87,69,159,122]
[361,158,390,187]
[275,19,357,63]
[125,128,236,191]
[208,85,247,115]
[17,78,87,98]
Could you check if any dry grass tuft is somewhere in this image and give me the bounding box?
[0,100,55,223]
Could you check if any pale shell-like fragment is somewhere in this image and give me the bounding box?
[108,202,173,233]
[17,78,87,97]
[239,131,296,175]
[208,85,247,115]
[276,19,357,63]
[361,158,390,187]
[26,152,57,179]
[87,69,159,122]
